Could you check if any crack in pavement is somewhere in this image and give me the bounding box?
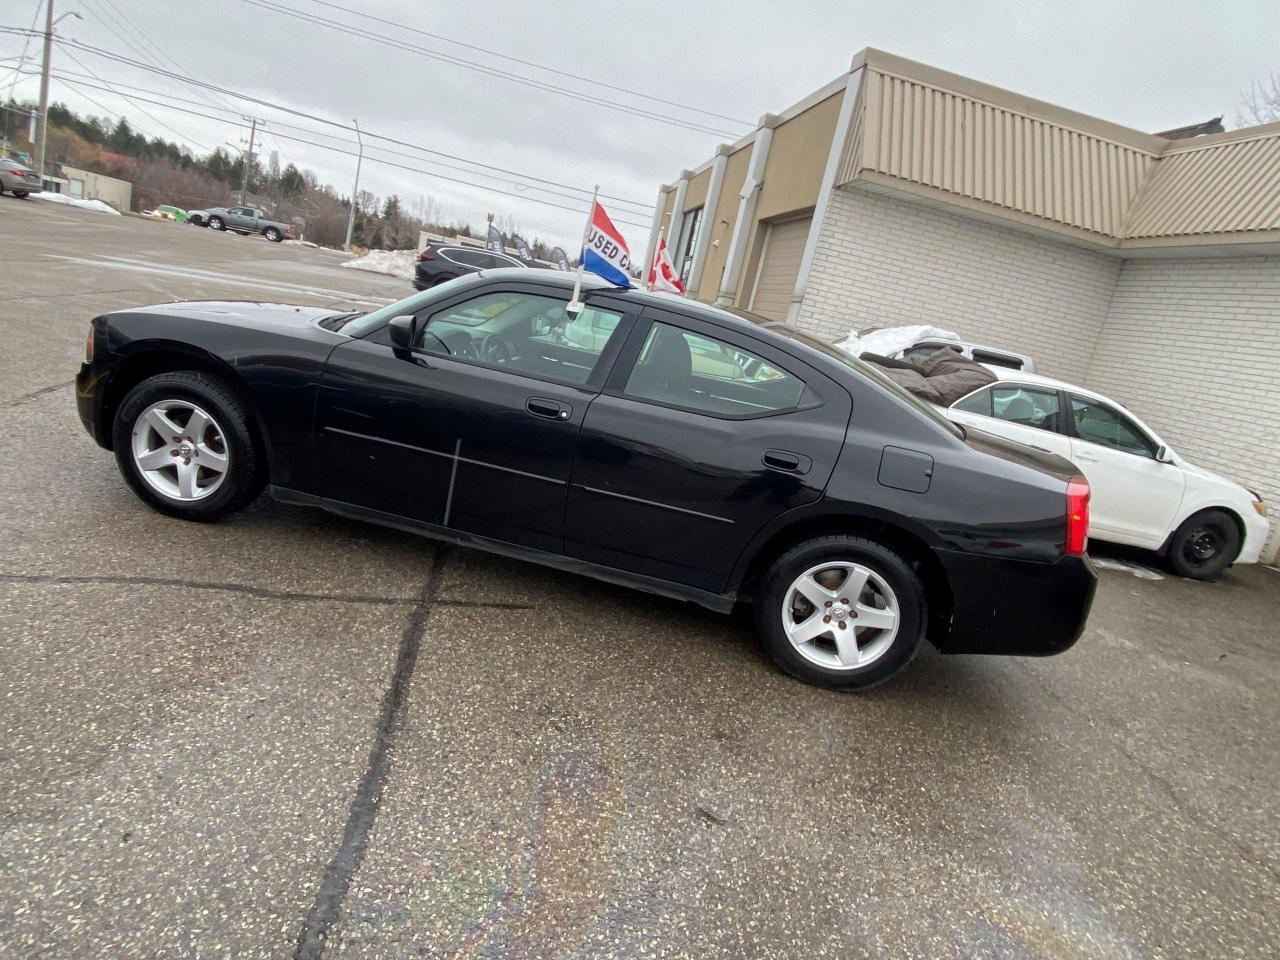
[1014,660,1280,887]
[0,572,535,611]
[294,546,448,960]
[5,380,76,407]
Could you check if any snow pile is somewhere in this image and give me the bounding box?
[32,192,121,215]
[833,324,959,359]
[340,249,416,280]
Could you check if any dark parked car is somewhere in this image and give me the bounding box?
[414,243,544,290]
[75,270,1096,689]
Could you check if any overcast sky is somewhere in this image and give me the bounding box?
[3,0,1278,252]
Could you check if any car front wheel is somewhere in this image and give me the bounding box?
[208,215,225,230]
[13,189,28,198]
[1167,509,1241,580]
[112,371,262,521]
[754,536,925,690]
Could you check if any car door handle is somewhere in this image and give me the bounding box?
[762,449,811,474]
[526,397,571,421]
[1074,450,1098,463]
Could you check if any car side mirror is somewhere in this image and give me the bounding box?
[388,314,417,353]
[1155,445,1173,463]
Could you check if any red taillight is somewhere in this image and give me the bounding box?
[85,325,94,363]
[417,249,434,261]
[1065,476,1090,557]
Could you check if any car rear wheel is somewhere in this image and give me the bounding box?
[1167,509,1241,580]
[263,227,281,242]
[753,536,925,690]
[209,215,225,230]
[112,371,262,522]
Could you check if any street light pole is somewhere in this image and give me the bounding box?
[34,4,82,185]
[34,0,54,182]
[343,118,363,251]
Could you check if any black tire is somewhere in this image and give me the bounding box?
[112,371,263,522]
[1166,509,1241,580]
[753,536,926,690]
[13,189,29,198]
[429,275,457,288]
[208,215,225,230]
[263,227,282,242]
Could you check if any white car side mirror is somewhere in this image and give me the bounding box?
[1155,445,1174,463]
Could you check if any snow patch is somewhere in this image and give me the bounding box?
[339,249,416,280]
[32,193,121,215]
[1091,558,1165,580]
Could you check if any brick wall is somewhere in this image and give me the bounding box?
[1085,257,1280,561]
[796,186,1121,383]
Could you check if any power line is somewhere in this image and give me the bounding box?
[45,72,653,228]
[40,65,655,214]
[58,47,213,150]
[232,0,740,137]
[2,30,656,209]
[297,0,752,127]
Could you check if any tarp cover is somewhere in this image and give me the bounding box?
[833,324,960,359]
[863,348,997,406]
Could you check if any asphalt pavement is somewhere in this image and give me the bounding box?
[2,196,1279,959]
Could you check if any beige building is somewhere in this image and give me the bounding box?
[650,48,1280,562]
[59,165,132,211]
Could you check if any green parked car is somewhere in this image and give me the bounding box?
[152,204,188,223]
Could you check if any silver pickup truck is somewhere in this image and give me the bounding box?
[189,205,293,242]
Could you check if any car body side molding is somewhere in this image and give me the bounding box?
[268,485,740,613]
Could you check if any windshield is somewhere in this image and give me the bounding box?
[341,273,481,337]
[771,325,966,440]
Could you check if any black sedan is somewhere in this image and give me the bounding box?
[75,270,1096,689]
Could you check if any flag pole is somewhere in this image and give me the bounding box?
[566,184,598,316]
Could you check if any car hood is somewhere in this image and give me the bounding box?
[1174,455,1256,501]
[121,300,338,331]
[961,424,1079,484]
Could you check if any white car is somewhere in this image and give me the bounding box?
[941,367,1270,579]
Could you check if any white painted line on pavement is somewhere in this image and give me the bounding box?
[44,254,398,306]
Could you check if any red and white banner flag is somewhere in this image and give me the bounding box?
[647,235,685,295]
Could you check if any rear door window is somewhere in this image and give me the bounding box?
[990,385,1061,432]
[622,321,807,418]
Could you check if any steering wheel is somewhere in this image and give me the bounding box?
[479,333,513,366]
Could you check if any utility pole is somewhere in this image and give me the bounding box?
[34,0,54,182]
[238,116,258,205]
[35,4,82,180]
[343,118,363,251]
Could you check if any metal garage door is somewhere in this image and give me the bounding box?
[748,216,812,320]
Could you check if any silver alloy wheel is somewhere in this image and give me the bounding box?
[781,561,900,671]
[131,400,230,501]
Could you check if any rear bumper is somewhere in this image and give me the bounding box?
[934,549,1097,656]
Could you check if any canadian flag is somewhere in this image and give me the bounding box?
[647,235,685,295]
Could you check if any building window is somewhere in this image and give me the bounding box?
[674,206,703,283]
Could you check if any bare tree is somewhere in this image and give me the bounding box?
[1238,72,1280,126]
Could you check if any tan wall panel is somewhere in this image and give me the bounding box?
[838,68,1158,239]
[694,144,752,301]
[757,93,840,222]
[683,167,712,211]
